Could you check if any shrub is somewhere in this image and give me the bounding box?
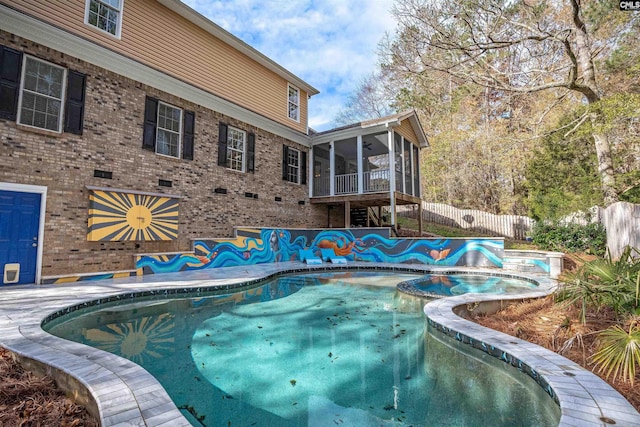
[557,247,640,385]
[557,246,640,322]
[531,220,606,255]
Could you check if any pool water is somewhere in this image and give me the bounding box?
[398,273,537,298]
[45,271,560,426]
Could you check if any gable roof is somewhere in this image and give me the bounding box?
[311,110,429,148]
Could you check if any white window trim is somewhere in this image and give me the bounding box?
[287,147,301,184]
[155,101,183,159]
[287,83,300,123]
[84,0,124,39]
[17,55,66,134]
[227,126,247,172]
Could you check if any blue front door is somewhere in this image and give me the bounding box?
[0,190,41,285]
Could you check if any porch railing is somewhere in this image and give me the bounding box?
[313,176,330,197]
[363,169,390,193]
[335,173,358,194]
[313,169,392,196]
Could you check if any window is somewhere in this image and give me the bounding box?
[287,147,300,183]
[1,47,86,134]
[217,123,255,173]
[142,97,195,160]
[85,0,123,38]
[17,56,66,132]
[288,84,300,122]
[156,102,182,158]
[227,126,246,172]
[282,145,306,184]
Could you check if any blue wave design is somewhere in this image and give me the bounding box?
[137,255,194,274]
[136,229,504,274]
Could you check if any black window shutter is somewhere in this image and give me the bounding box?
[282,145,289,181]
[300,150,307,185]
[142,97,158,150]
[0,46,23,121]
[182,110,195,160]
[64,70,86,135]
[217,123,228,166]
[247,133,255,173]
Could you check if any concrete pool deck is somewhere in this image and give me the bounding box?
[0,262,639,426]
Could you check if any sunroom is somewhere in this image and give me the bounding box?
[309,110,429,230]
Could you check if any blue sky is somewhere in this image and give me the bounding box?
[181,0,397,131]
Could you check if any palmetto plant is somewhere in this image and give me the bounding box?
[557,246,640,323]
[591,321,640,386]
[557,246,640,384]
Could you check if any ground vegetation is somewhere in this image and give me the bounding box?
[471,247,640,412]
[0,347,98,426]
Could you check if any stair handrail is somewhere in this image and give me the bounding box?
[367,207,381,227]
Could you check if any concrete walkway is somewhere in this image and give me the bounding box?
[0,262,638,426]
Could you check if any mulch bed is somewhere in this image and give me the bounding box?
[470,296,640,412]
[0,347,98,427]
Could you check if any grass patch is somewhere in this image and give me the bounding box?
[396,216,537,250]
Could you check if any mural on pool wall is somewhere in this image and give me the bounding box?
[136,228,504,275]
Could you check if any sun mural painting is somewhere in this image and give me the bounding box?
[82,313,175,364]
[87,188,179,241]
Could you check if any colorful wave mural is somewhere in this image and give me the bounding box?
[136,228,504,275]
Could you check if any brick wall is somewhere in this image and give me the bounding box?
[0,31,333,276]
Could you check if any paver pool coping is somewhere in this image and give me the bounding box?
[0,262,638,426]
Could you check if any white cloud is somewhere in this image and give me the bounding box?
[181,0,396,131]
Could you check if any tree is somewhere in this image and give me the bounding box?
[417,81,537,214]
[525,109,603,219]
[381,0,639,206]
[333,72,395,126]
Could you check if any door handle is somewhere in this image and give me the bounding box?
[32,243,37,247]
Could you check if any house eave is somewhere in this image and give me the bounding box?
[310,123,393,145]
[310,110,429,148]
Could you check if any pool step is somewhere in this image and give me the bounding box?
[502,258,543,273]
[502,250,564,279]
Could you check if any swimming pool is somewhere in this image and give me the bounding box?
[398,273,537,298]
[44,271,559,426]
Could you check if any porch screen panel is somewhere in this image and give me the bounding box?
[313,143,330,196]
[413,145,420,198]
[404,139,412,195]
[394,133,403,193]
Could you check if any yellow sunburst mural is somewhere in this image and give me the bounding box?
[83,313,175,364]
[87,189,179,241]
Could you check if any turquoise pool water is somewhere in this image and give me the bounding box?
[398,273,537,298]
[45,271,559,426]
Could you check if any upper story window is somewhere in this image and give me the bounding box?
[288,84,300,122]
[18,56,66,132]
[156,102,182,158]
[85,0,123,38]
[227,126,246,172]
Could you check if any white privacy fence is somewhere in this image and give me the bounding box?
[398,201,639,257]
[598,202,640,259]
[398,203,535,240]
